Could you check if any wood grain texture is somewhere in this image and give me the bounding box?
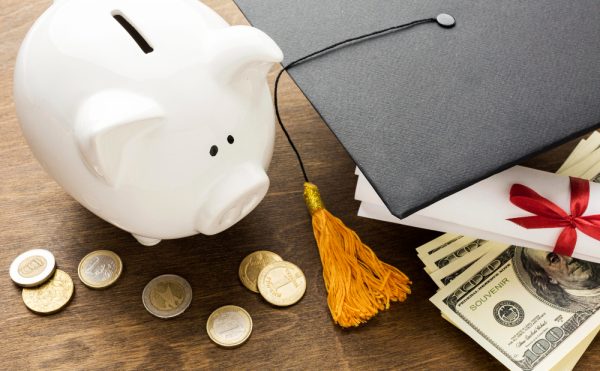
[0,0,598,369]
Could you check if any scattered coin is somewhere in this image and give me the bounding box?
[78,250,123,289]
[257,261,306,307]
[142,274,192,318]
[206,305,253,347]
[10,249,56,287]
[238,250,283,293]
[22,269,74,314]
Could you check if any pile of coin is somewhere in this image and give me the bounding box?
[22,269,74,314]
[11,247,304,349]
[238,250,306,306]
[201,251,306,348]
[10,249,73,314]
[9,249,124,314]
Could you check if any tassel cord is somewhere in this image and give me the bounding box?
[273,17,450,327]
[273,17,436,183]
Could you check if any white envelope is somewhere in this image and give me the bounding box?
[356,166,600,263]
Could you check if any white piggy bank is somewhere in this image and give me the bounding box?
[14,0,283,245]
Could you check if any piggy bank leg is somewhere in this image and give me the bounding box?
[132,234,161,246]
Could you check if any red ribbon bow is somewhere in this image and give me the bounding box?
[508,177,600,256]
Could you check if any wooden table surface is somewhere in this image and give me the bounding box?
[1,1,598,369]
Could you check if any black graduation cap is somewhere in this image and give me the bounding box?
[235,0,600,219]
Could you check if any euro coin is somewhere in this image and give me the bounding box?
[238,250,283,293]
[206,305,252,347]
[78,250,123,289]
[142,274,192,318]
[10,249,56,287]
[22,269,74,314]
[257,261,306,306]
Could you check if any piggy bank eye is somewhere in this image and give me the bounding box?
[227,135,234,144]
[209,145,218,156]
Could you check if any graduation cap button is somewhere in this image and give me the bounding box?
[436,13,456,28]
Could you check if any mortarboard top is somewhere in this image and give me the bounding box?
[235,0,600,219]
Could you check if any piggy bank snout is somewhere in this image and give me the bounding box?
[196,164,269,235]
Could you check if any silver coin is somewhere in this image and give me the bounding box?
[9,249,56,287]
[206,305,252,347]
[142,274,192,319]
[78,250,123,289]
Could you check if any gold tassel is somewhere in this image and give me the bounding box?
[303,182,412,327]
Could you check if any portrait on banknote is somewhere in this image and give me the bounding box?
[514,247,600,312]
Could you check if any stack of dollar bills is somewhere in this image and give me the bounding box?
[418,133,600,370]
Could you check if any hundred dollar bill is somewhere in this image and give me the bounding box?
[423,237,487,273]
[550,327,600,371]
[557,132,600,174]
[433,242,600,370]
[440,312,599,371]
[580,159,600,181]
[416,233,463,262]
[430,260,476,285]
[561,140,600,181]
[436,257,600,371]
[431,246,600,371]
[429,242,507,287]
[557,146,600,178]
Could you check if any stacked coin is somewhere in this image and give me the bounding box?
[238,250,282,293]
[10,249,125,315]
[257,261,306,307]
[9,249,75,314]
[22,269,74,314]
[10,249,56,287]
[239,251,306,307]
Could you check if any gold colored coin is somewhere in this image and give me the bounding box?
[78,250,123,289]
[22,269,74,314]
[257,261,306,307]
[206,305,252,347]
[238,250,283,293]
[142,274,192,319]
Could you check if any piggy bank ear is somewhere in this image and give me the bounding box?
[208,25,283,83]
[74,90,163,187]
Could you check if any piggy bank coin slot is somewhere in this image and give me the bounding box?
[112,12,154,54]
